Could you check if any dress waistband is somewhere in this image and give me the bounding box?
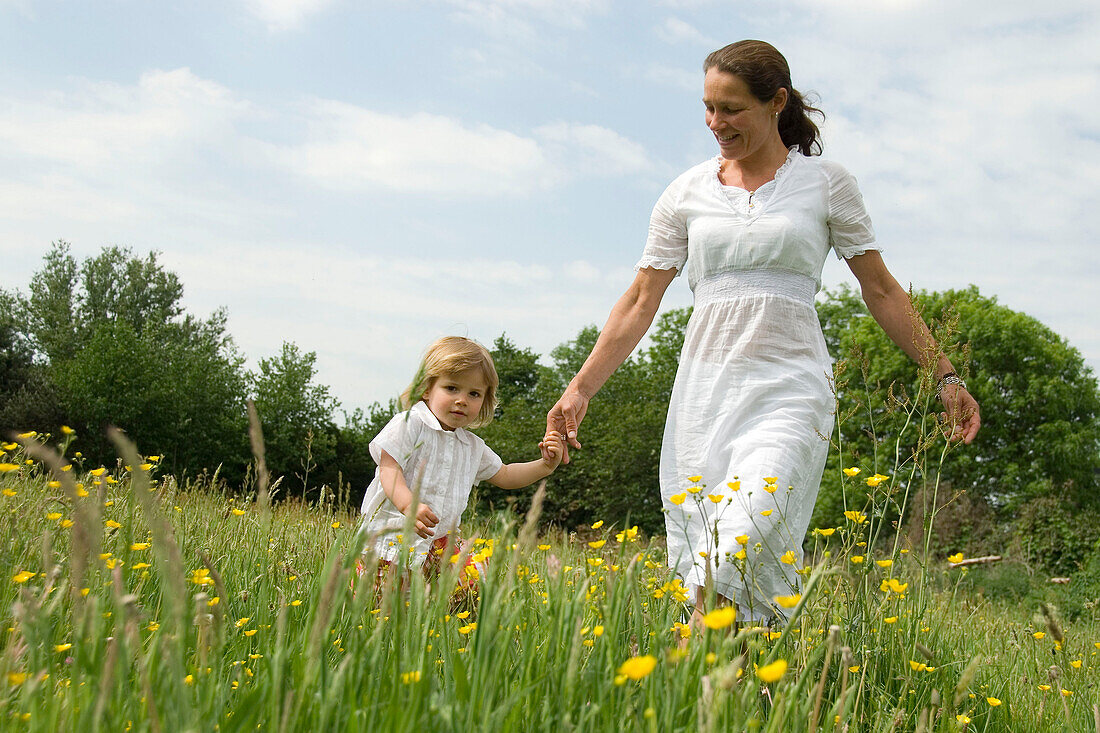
[693,269,817,306]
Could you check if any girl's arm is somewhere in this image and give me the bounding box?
[487,432,565,490]
[546,266,678,461]
[846,251,981,443]
[378,450,439,538]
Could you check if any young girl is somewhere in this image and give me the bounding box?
[357,336,564,584]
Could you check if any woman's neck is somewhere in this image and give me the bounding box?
[721,138,790,190]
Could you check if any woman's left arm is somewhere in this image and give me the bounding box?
[845,251,981,444]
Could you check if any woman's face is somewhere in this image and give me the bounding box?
[703,68,785,163]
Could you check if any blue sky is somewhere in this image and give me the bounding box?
[2,0,1098,414]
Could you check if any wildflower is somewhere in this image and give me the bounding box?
[947,553,964,563]
[1061,689,1073,697]
[593,626,604,637]
[12,571,34,583]
[459,623,477,634]
[47,512,62,521]
[865,474,889,487]
[884,616,898,624]
[290,600,301,607]
[1,442,16,451]
[76,486,88,497]
[707,494,723,503]
[235,617,251,628]
[401,671,421,684]
[1038,684,1050,691]
[735,534,749,545]
[814,528,835,537]
[1070,659,1082,669]
[882,579,908,594]
[705,652,716,664]
[208,597,220,607]
[668,493,686,506]
[147,622,160,632]
[588,540,606,549]
[687,475,702,483]
[843,467,861,477]
[331,522,340,529]
[734,549,747,560]
[956,714,971,724]
[130,542,151,551]
[16,431,36,439]
[986,697,1001,706]
[687,486,702,494]
[780,551,796,564]
[876,559,893,568]
[756,659,787,683]
[1031,631,1046,639]
[244,629,257,637]
[763,483,777,494]
[184,674,194,686]
[0,463,19,473]
[727,481,740,491]
[850,556,864,564]
[231,509,246,516]
[61,519,73,528]
[537,544,550,551]
[760,509,773,517]
[8,671,28,686]
[587,558,603,567]
[616,526,639,542]
[618,655,657,681]
[591,520,604,529]
[105,520,121,529]
[848,665,860,673]
[456,611,470,619]
[132,563,151,570]
[774,594,801,608]
[843,510,867,524]
[702,606,736,629]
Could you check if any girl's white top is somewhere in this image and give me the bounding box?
[637,149,880,621]
[359,401,503,563]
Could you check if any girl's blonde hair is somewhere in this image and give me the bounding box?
[400,336,499,428]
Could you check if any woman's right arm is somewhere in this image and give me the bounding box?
[547,266,678,462]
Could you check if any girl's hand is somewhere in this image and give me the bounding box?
[546,389,589,463]
[408,502,439,539]
[539,431,566,471]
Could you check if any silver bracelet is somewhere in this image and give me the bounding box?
[936,373,966,400]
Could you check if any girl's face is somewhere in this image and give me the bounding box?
[422,369,488,431]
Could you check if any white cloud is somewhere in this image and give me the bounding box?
[534,122,652,177]
[655,17,716,46]
[643,63,700,92]
[241,0,336,31]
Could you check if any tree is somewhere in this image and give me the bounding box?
[251,342,339,499]
[813,285,1100,571]
[14,242,250,478]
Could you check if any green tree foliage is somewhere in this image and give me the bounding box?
[251,342,339,499]
[814,285,1100,571]
[12,241,249,478]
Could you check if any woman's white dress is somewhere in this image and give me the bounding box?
[636,149,879,621]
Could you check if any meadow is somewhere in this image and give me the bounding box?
[1,422,1099,733]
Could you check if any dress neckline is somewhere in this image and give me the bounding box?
[713,147,799,193]
[711,148,799,220]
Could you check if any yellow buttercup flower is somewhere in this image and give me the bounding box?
[865,473,889,487]
[105,520,121,529]
[1037,684,1050,691]
[54,643,72,653]
[842,467,860,477]
[760,509,773,517]
[687,486,702,494]
[774,594,801,608]
[46,512,62,521]
[763,476,777,484]
[876,559,893,568]
[701,606,736,630]
[763,483,777,494]
[843,510,867,524]
[617,655,657,680]
[884,616,898,624]
[948,553,964,563]
[588,540,606,549]
[1032,632,1045,639]
[727,481,741,491]
[814,528,836,537]
[89,468,106,477]
[986,697,1001,707]
[668,493,687,506]
[537,544,551,551]
[780,551,796,565]
[591,520,604,529]
[232,509,246,516]
[12,571,35,583]
[401,671,421,684]
[687,475,702,483]
[707,494,723,503]
[756,659,787,683]
[735,534,750,545]
[1061,689,1073,697]
[0,463,19,473]
[850,556,864,564]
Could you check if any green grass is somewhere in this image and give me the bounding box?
[1,430,1098,733]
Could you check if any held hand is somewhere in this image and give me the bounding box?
[408,502,439,539]
[940,385,981,444]
[545,389,590,464]
[538,431,566,471]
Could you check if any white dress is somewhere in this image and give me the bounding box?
[636,149,880,621]
[359,401,504,564]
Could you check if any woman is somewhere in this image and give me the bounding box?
[546,40,980,626]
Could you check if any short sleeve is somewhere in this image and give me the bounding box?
[474,443,504,483]
[635,181,688,275]
[824,161,881,260]
[369,412,421,470]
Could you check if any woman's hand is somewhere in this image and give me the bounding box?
[940,385,981,444]
[545,388,590,464]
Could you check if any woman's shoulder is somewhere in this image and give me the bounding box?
[796,155,858,184]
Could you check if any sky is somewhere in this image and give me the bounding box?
[2,0,1098,415]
